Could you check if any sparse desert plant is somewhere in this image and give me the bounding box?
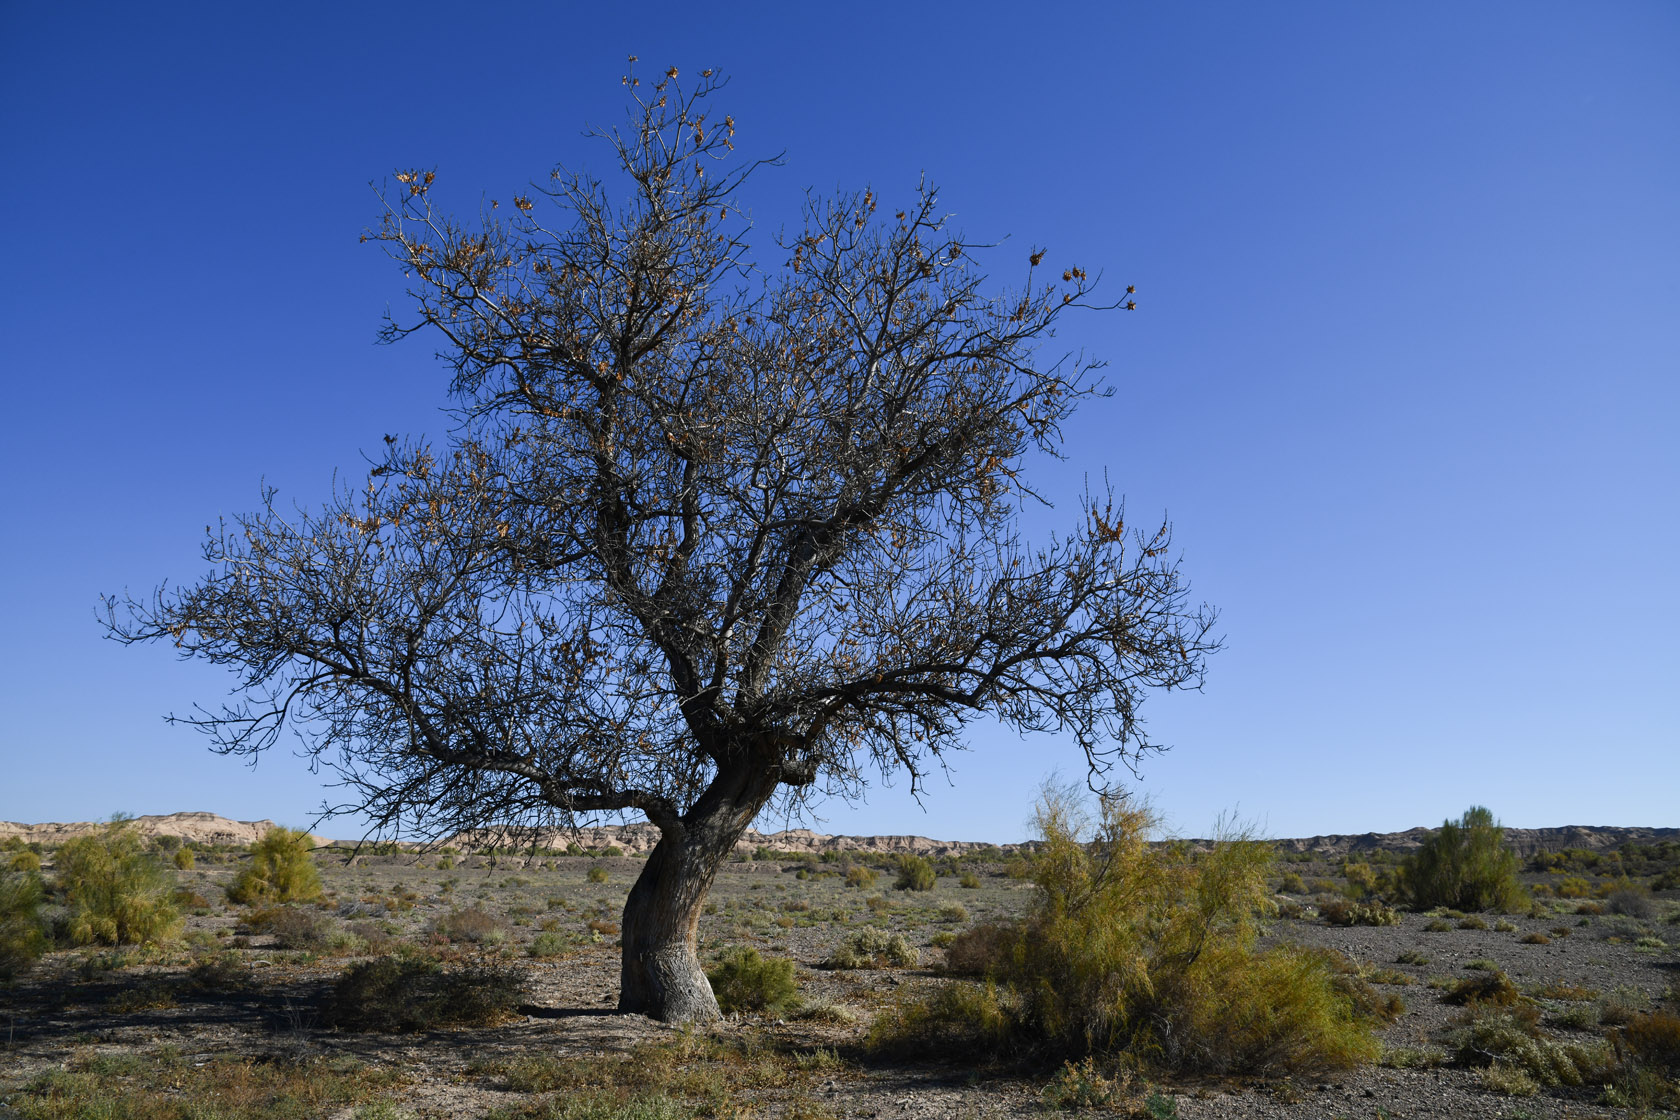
[1398,806,1527,913]
[1449,1006,1616,1093]
[1606,888,1656,921]
[433,906,506,945]
[586,864,609,884]
[845,864,879,889]
[528,931,570,958]
[941,921,1019,976]
[937,901,969,923]
[706,946,800,1014]
[172,847,195,871]
[866,978,1015,1058]
[959,871,982,889]
[1277,872,1307,895]
[1341,861,1378,898]
[895,854,936,892]
[1396,949,1430,966]
[1041,1055,1132,1110]
[1598,985,1647,1026]
[824,927,920,969]
[323,955,529,1031]
[56,817,180,946]
[1318,897,1400,927]
[169,887,209,911]
[1621,1011,1680,1075]
[0,868,48,978]
[1531,979,1597,1001]
[246,904,331,949]
[1458,915,1489,930]
[9,850,42,873]
[874,786,1381,1075]
[1442,970,1523,1007]
[226,827,322,905]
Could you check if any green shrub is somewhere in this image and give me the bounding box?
[1449,1006,1616,1091]
[9,850,41,873]
[56,818,180,946]
[171,847,195,871]
[1622,1011,1680,1074]
[895,855,936,892]
[1442,970,1523,1007]
[823,927,919,969]
[941,921,1019,976]
[871,787,1381,1075]
[1318,897,1400,927]
[958,871,981,889]
[845,864,878,889]
[866,979,1014,1057]
[587,864,610,884]
[0,869,48,978]
[1398,807,1527,913]
[1277,872,1307,894]
[528,932,570,958]
[706,946,799,1014]
[1606,889,1656,920]
[226,827,322,905]
[433,906,506,945]
[323,955,529,1031]
[937,901,969,923]
[1040,1056,1131,1110]
[246,904,331,949]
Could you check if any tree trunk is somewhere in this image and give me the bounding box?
[618,764,777,1021]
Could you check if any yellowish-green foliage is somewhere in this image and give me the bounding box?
[56,818,179,947]
[9,1048,404,1120]
[1,868,49,977]
[706,946,800,1014]
[872,786,1380,1075]
[894,854,936,891]
[1399,806,1527,913]
[172,847,194,871]
[9,849,42,873]
[226,827,322,905]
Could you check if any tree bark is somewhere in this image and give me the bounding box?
[618,763,777,1021]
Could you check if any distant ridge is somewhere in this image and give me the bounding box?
[1,812,1673,859]
[0,812,324,848]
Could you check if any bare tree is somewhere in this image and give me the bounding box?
[107,64,1219,1022]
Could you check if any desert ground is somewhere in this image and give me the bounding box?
[1,816,1676,1120]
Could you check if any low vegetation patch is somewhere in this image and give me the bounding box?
[322,955,529,1031]
[1398,806,1526,913]
[7,1048,405,1120]
[706,946,799,1014]
[226,827,323,905]
[894,855,936,892]
[56,817,179,946]
[1442,970,1524,1007]
[869,787,1382,1075]
[1318,897,1399,927]
[823,927,919,969]
[0,868,48,977]
[245,904,332,950]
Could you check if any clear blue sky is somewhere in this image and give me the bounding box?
[2,3,1674,842]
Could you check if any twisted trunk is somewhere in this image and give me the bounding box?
[618,761,779,1021]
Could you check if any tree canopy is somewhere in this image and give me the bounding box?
[108,64,1219,1020]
